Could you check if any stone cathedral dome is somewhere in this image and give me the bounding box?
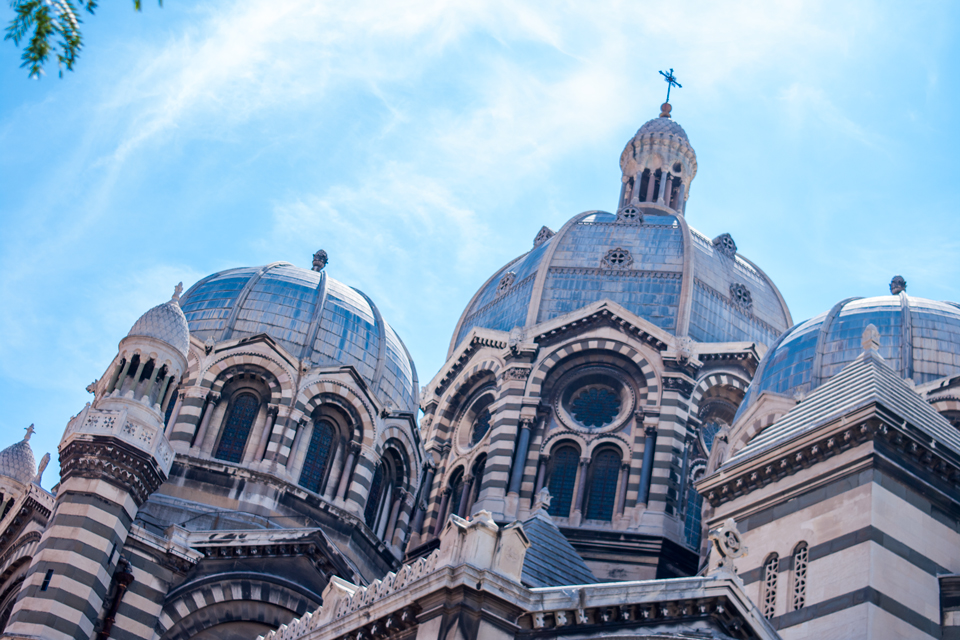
[180,260,419,414]
[449,107,790,356]
[127,288,191,357]
[735,281,960,420]
[0,430,36,485]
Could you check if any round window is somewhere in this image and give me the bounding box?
[555,367,634,432]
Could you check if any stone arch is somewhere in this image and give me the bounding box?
[528,338,660,408]
[437,360,502,422]
[297,379,377,448]
[302,392,366,444]
[0,531,39,586]
[200,352,292,404]
[584,434,631,458]
[928,395,960,428]
[156,573,320,640]
[690,370,750,410]
[540,431,589,455]
[378,425,420,487]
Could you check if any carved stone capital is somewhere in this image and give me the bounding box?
[60,437,167,507]
[644,425,658,438]
[205,391,221,406]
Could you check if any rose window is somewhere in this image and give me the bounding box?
[603,247,633,269]
[570,387,621,428]
[729,283,753,311]
[713,233,737,257]
[496,271,516,295]
[617,207,642,223]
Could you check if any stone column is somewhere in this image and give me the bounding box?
[322,438,347,500]
[163,391,185,438]
[140,360,161,404]
[572,457,590,514]
[631,172,643,203]
[409,466,436,539]
[384,489,406,545]
[645,170,657,202]
[191,392,221,449]
[533,454,549,495]
[158,375,176,412]
[507,418,533,495]
[253,405,279,462]
[677,435,693,516]
[336,443,360,501]
[616,463,630,515]
[433,488,451,536]
[126,356,147,397]
[657,172,671,204]
[637,426,658,506]
[457,476,473,518]
[285,417,310,474]
[105,358,125,394]
[675,182,686,212]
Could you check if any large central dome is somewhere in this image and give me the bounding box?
[180,262,418,413]
[449,109,791,356]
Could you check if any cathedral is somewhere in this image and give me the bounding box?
[0,97,958,640]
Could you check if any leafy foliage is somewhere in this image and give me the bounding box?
[5,0,156,79]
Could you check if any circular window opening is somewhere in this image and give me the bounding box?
[559,370,627,430]
[673,162,682,173]
[470,407,491,445]
[571,387,620,428]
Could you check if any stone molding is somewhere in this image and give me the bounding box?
[60,438,167,506]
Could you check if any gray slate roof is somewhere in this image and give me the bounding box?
[520,512,597,588]
[728,349,960,467]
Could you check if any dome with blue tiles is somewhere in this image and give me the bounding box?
[450,208,791,356]
[735,283,960,421]
[180,261,418,414]
[127,285,191,357]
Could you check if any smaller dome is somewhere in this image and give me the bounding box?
[0,428,37,485]
[127,284,190,357]
[636,116,689,143]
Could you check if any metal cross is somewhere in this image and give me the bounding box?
[659,68,682,103]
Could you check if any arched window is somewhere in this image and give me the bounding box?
[547,446,580,518]
[584,449,620,521]
[470,455,487,508]
[792,543,808,611]
[762,554,779,619]
[164,396,176,427]
[447,469,465,519]
[364,464,385,528]
[214,393,260,463]
[637,169,651,203]
[299,419,336,493]
[470,408,491,446]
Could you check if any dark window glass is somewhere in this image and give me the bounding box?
[571,387,620,428]
[448,472,465,519]
[471,408,491,445]
[299,420,335,493]
[471,457,486,503]
[214,393,259,463]
[364,464,384,528]
[164,397,176,427]
[547,447,580,517]
[585,450,620,520]
[701,420,723,453]
[683,485,703,549]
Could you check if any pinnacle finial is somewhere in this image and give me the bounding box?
[24,424,34,442]
[658,68,681,112]
[171,282,183,304]
[890,275,906,295]
[312,249,328,272]
[862,324,881,353]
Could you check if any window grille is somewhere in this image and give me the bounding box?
[299,420,335,493]
[571,388,620,428]
[762,554,779,619]
[547,446,580,517]
[471,408,491,445]
[214,393,259,463]
[585,450,620,520]
[792,543,808,611]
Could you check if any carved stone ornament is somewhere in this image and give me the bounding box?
[709,517,748,575]
[204,337,216,355]
[713,233,737,257]
[312,249,328,272]
[60,439,166,507]
[729,282,753,312]
[533,225,555,247]
[616,206,643,224]
[497,271,516,295]
[889,274,907,295]
[602,247,633,269]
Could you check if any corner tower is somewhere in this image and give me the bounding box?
[2,287,186,640]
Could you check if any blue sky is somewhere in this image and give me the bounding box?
[2,0,959,489]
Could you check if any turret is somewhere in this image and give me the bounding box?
[2,285,188,640]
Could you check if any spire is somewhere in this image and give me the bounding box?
[24,423,34,442]
[171,282,183,305]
